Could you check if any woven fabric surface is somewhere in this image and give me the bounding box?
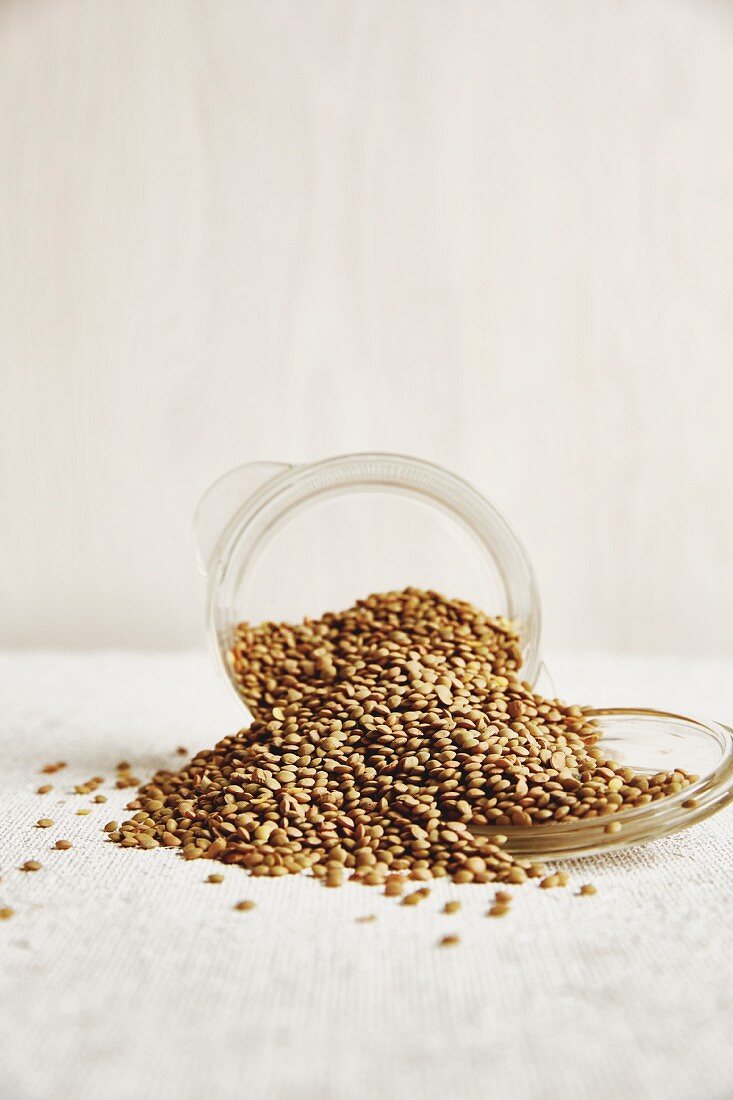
[1,650,732,1100]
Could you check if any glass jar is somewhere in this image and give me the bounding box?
[193,451,733,859]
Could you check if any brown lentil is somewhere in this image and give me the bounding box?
[110,588,696,897]
[54,840,72,850]
[37,819,54,829]
[36,785,53,795]
[21,861,42,872]
[439,934,460,947]
[115,767,141,790]
[74,776,105,795]
[40,762,66,774]
[539,874,564,889]
[579,884,597,896]
[235,900,256,911]
[443,900,461,914]
[0,908,14,920]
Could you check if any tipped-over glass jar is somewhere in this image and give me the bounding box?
[193,452,733,859]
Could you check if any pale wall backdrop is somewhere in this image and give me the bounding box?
[1,0,732,655]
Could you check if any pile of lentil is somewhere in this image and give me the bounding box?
[110,588,697,887]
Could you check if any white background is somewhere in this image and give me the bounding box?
[2,0,732,654]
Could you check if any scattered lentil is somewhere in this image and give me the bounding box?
[439,934,460,947]
[0,908,14,921]
[37,819,54,829]
[443,900,461,914]
[36,785,53,795]
[21,861,42,872]
[207,873,224,884]
[487,904,510,917]
[579,884,597,896]
[40,762,66,775]
[74,776,105,795]
[115,763,141,790]
[235,900,256,911]
[54,840,72,850]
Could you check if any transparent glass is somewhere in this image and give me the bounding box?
[193,453,544,710]
[478,709,733,859]
[193,452,733,858]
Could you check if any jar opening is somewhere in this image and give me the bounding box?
[200,453,542,710]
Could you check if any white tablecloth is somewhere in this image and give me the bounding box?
[1,651,732,1100]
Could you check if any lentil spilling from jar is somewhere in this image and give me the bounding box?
[109,589,696,887]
